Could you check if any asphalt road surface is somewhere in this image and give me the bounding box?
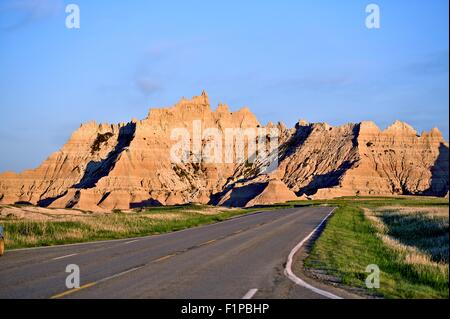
[0,206,334,299]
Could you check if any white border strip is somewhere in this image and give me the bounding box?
[284,207,343,299]
[52,253,78,260]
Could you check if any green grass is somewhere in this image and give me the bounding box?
[0,206,246,249]
[379,210,448,263]
[290,196,449,209]
[301,197,449,299]
[0,204,286,250]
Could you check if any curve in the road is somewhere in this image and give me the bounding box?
[284,208,342,299]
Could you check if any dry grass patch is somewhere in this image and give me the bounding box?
[369,207,449,264]
[367,211,447,272]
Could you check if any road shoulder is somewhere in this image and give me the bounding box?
[291,210,369,299]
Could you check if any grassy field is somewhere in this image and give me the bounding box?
[299,197,449,299]
[0,204,273,250]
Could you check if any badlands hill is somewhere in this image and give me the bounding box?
[0,91,448,211]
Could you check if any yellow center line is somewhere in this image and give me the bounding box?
[48,225,259,299]
[199,239,217,246]
[152,253,177,263]
[50,282,97,299]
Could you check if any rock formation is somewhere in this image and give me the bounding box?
[0,91,448,211]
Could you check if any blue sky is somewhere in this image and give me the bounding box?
[0,0,448,172]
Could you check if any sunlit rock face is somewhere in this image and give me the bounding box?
[0,92,448,211]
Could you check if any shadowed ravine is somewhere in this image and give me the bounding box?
[73,122,136,189]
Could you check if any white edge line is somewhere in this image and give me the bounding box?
[97,266,144,283]
[52,253,78,260]
[284,207,343,300]
[242,288,258,299]
[123,240,139,245]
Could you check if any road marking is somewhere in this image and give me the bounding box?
[97,266,144,283]
[242,288,258,299]
[199,239,217,246]
[52,253,78,260]
[284,208,343,300]
[50,282,97,299]
[124,240,139,245]
[233,229,244,234]
[152,254,176,263]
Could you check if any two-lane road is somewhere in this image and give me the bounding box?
[0,206,335,299]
